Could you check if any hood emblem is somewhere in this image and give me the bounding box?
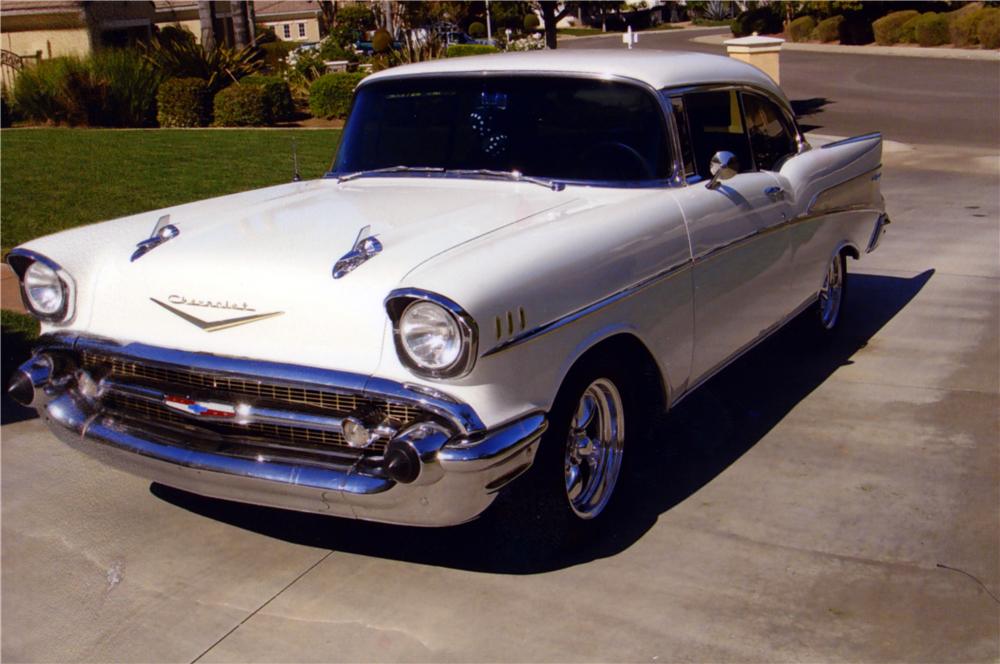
[163,394,236,418]
[333,225,382,279]
[151,298,283,332]
[131,215,180,262]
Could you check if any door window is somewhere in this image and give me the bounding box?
[741,93,798,171]
[683,90,753,180]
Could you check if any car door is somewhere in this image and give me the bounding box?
[669,89,792,384]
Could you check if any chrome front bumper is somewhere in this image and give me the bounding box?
[14,338,546,527]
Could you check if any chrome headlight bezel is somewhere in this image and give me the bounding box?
[385,289,478,380]
[7,249,76,323]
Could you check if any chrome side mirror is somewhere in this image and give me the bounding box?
[706,151,740,190]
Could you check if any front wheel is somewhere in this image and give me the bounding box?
[563,377,626,519]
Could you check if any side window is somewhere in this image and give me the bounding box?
[741,93,798,171]
[670,97,696,179]
[683,90,753,180]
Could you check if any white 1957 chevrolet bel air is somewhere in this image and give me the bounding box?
[7,50,889,533]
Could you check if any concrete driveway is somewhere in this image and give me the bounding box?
[3,39,999,663]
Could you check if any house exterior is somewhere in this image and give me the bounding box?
[1,1,155,60]
[254,0,324,43]
[152,1,254,47]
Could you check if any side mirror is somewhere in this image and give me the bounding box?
[706,151,740,190]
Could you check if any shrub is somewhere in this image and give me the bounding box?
[730,6,782,37]
[899,14,921,43]
[445,44,501,58]
[261,40,297,67]
[157,77,209,127]
[912,12,949,47]
[873,10,919,45]
[318,38,359,63]
[10,50,161,127]
[469,21,486,38]
[838,13,873,45]
[978,8,1000,49]
[372,28,392,53]
[240,74,293,121]
[787,16,816,42]
[308,72,365,119]
[142,35,262,94]
[1,94,12,128]
[811,15,844,43]
[212,84,268,126]
[524,14,540,31]
[950,7,986,47]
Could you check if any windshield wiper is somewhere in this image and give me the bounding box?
[336,165,444,183]
[447,169,566,191]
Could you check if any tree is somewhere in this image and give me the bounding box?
[231,1,251,48]
[198,1,216,51]
[534,1,575,49]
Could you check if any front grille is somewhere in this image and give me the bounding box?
[81,352,427,470]
[83,351,419,422]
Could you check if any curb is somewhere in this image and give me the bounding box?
[691,33,1000,61]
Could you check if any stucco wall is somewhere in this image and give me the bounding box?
[2,27,92,58]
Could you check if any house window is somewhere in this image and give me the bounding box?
[282,24,291,39]
[298,23,306,38]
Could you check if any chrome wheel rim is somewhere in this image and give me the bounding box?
[818,255,843,329]
[564,378,624,519]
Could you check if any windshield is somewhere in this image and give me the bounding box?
[331,75,673,184]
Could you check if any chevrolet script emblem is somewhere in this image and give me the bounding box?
[150,297,283,332]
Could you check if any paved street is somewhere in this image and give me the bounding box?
[3,32,999,663]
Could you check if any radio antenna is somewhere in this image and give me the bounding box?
[291,138,301,182]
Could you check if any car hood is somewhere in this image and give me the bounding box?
[35,177,579,375]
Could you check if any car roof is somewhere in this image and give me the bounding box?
[361,49,788,103]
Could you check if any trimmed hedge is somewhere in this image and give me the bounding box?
[212,84,268,126]
[469,21,486,38]
[873,10,919,45]
[524,14,540,31]
[978,8,1000,49]
[241,74,293,121]
[912,12,949,47]
[261,41,297,67]
[787,16,816,43]
[308,72,366,119]
[950,7,987,47]
[899,14,921,44]
[731,6,782,37]
[445,44,501,58]
[811,15,844,43]
[156,77,209,127]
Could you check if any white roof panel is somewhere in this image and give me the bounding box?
[362,49,787,102]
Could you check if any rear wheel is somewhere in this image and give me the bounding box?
[816,252,847,331]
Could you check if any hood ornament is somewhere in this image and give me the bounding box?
[333,225,382,279]
[150,298,283,332]
[131,215,179,262]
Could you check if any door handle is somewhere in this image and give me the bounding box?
[764,186,784,200]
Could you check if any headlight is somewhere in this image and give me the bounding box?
[23,261,65,316]
[386,290,478,379]
[400,301,462,371]
[7,249,75,322]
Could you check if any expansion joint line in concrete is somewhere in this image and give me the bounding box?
[189,551,334,664]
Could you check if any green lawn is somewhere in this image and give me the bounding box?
[1,128,343,253]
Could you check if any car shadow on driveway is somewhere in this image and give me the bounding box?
[153,269,935,575]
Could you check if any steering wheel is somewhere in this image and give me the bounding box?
[578,141,653,180]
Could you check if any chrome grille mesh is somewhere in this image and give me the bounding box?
[82,352,420,422]
[81,352,420,466]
